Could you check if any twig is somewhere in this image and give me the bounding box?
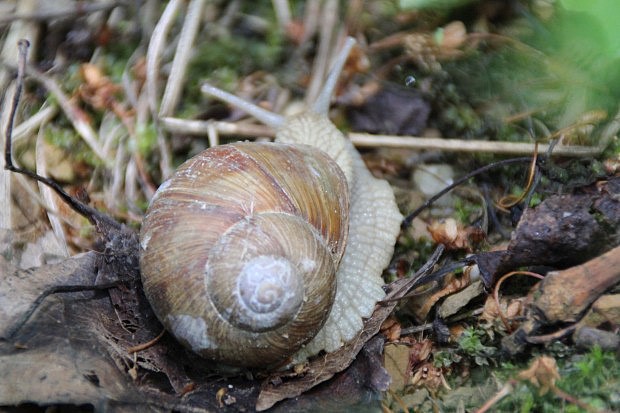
[159,116,603,157]
[496,143,539,208]
[475,380,515,413]
[402,157,533,228]
[11,103,58,143]
[35,127,69,258]
[526,325,577,344]
[349,133,605,156]
[4,280,128,340]
[4,39,120,233]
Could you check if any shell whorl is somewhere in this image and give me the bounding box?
[139,142,349,367]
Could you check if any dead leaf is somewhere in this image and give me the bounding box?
[480,294,527,326]
[407,271,471,321]
[411,362,451,391]
[384,343,413,392]
[427,218,483,252]
[517,356,560,396]
[437,279,484,319]
[380,317,402,342]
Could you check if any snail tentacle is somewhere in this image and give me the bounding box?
[312,37,356,116]
[200,83,285,128]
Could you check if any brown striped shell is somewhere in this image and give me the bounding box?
[139,142,349,367]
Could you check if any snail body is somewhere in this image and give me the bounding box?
[139,38,403,368]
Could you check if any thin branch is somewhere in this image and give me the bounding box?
[4,280,128,340]
[402,157,533,228]
[5,63,110,163]
[4,39,120,233]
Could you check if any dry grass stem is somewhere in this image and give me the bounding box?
[271,0,292,31]
[0,1,124,25]
[159,0,206,118]
[12,104,58,144]
[0,0,39,92]
[23,66,108,163]
[35,130,69,257]
[305,0,339,105]
[145,0,181,178]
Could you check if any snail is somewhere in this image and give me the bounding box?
[139,38,403,368]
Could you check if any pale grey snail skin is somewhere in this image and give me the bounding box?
[139,38,403,368]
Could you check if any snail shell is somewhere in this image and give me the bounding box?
[140,38,403,368]
[140,142,349,367]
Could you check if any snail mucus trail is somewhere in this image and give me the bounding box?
[139,37,403,369]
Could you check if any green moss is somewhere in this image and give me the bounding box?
[495,347,620,412]
[182,29,285,113]
[453,197,481,224]
[134,123,158,157]
[44,126,102,168]
[456,326,497,367]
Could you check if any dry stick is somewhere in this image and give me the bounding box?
[350,133,604,156]
[161,116,274,138]
[11,103,57,143]
[497,144,539,209]
[4,280,127,340]
[35,128,69,258]
[159,116,600,157]
[300,1,321,44]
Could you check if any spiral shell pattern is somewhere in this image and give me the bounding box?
[139,142,349,367]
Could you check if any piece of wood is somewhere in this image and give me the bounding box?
[533,245,620,324]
